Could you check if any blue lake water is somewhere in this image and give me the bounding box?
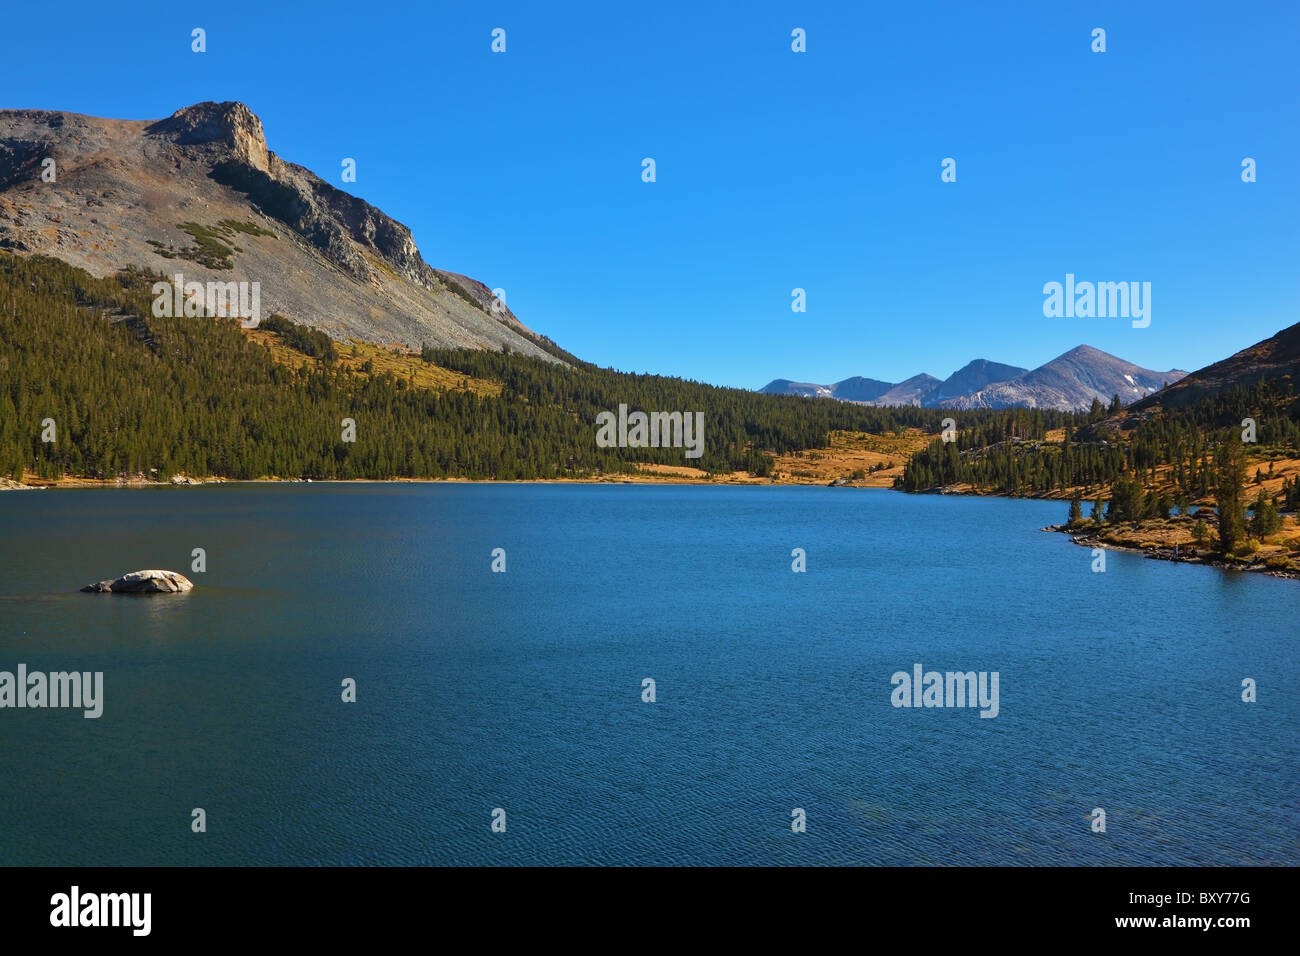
[0,484,1295,865]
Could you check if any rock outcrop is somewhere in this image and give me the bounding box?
[81,570,195,593]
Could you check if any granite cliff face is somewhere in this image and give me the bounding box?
[0,101,563,359]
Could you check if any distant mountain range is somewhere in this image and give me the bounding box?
[759,346,1187,411]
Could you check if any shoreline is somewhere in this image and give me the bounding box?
[1043,523,1300,582]
[0,472,895,491]
[8,474,1298,583]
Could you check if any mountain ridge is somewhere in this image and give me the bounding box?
[1126,322,1300,413]
[0,101,566,360]
[760,346,1185,411]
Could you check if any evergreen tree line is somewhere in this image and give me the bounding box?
[898,432,1130,495]
[8,253,1293,489]
[1064,437,1289,554]
[0,253,1070,481]
[902,385,1299,500]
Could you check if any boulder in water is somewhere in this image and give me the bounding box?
[81,570,195,594]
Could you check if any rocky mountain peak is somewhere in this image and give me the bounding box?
[147,101,270,173]
[0,101,563,360]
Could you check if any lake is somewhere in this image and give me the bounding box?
[0,484,1295,865]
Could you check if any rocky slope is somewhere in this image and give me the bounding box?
[929,359,1028,404]
[866,373,943,407]
[0,101,563,359]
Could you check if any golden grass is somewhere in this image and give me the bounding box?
[243,327,501,397]
[1090,513,1300,570]
[770,428,931,486]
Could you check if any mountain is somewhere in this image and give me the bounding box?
[0,101,565,359]
[930,359,1028,404]
[1126,321,1300,413]
[757,379,835,399]
[935,346,1186,411]
[866,373,943,407]
[829,376,894,402]
[866,362,1030,407]
[761,347,1183,411]
[757,376,892,402]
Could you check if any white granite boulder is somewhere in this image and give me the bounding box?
[81,570,195,594]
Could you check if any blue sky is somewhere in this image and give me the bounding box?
[5,1,1297,388]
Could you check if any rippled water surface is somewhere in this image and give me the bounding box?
[0,484,1295,865]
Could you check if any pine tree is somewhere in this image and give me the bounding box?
[1249,490,1281,539]
[1213,438,1247,554]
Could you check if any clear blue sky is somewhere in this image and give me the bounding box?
[5,1,1297,388]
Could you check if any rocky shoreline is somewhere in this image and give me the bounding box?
[1043,523,1300,582]
[1,474,233,490]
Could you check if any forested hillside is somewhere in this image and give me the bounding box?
[901,370,1300,498]
[9,252,1291,498]
[0,253,1044,482]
